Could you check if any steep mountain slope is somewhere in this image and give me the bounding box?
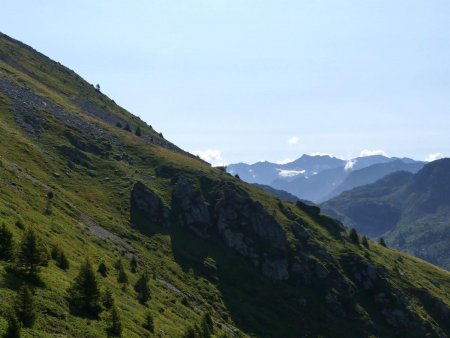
[322,159,450,270]
[1,32,450,337]
[229,156,422,203]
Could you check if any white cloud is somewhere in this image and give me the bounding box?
[277,169,305,177]
[288,136,300,145]
[276,158,294,165]
[345,159,356,171]
[192,149,224,166]
[425,152,444,162]
[359,149,388,157]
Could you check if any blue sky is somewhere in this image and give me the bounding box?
[1,1,450,165]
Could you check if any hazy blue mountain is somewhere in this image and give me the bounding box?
[322,159,450,270]
[229,155,423,203]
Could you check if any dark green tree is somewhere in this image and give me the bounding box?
[349,228,359,245]
[107,305,122,337]
[50,245,59,260]
[17,229,47,277]
[98,261,108,277]
[361,235,369,248]
[44,191,54,215]
[183,325,201,338]
[4,314,21,338]
[117,264,128,285]
[134,273,150,304]
[130,256,138,274]
[143,312,154,333]
[56,250,69,271]
[103,287,115,310]
[15,286,36,328]
[379,237,387,247]
[200,312,214,338]
[124,123,131,132]
[0,223,14,261]
[68,259,102,318]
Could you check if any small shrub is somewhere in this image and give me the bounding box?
[98,261,108,277]
[143,312,155,333]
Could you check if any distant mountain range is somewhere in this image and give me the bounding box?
[228,155,424,203]
[322,159,450,270]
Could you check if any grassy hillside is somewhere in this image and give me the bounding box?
[1,32,450,337]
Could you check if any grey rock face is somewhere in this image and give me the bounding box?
[172,175,211,237]
[130,182,169,227]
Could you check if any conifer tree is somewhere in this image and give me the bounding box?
[56,250,69,271]
[200,312,214,338]
[143,312,155,333]
[17,229,47,278]
[107,305,122,337]
[103,287,115,310]
[349,228,359,245]
[68,259,102,318]
[124,123,131,132]
[130,256,138,274]
[379,237,387,247]
[117,263,128,284]
[5,314,21,338]
[361,235,369,248]
[135,126,142,137]
[98,261,108,277]
[134,273,150,304]
[15,286,36,328]
[0,223,14,261]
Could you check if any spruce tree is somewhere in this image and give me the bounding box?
[68,259,102,318]
[379,237,387,247]
[0,223,14,261]
[98,261,108,277]
[15,286,36,328]
[143,312,155,333]
[361,235,369,248]
[117,264,128,284]
[200,312,214,338]
[134,273,150,304]
[107,305,122,337]
[5,314,21,338]
[103,287,115,310]
[130,256,138,274]
[17,229,47,278]
[349,228,359,245]
[124,123,131,132]
[56,250,69,271]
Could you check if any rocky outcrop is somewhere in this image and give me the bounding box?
[172,175,211,237]
[130,182,169,227]
[212,182,289,280]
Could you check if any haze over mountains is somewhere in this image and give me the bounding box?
[228,155,424,203]
[322,158,450,270]
[2,31,450,337]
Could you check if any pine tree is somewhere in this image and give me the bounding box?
[130,256,138,274]
[124,123,131,132]
[68,259,102,318]
[200,312,214,338]
[44,191,54,215]
[361,235,369,248]
[0,223,14,261]
[134,273,150,304]
[103,287,115,310]
[98,261,108,277]
[183,326,200,338]
[15,286,36,328]
[107,305,122,337]
[379,237,387,247]
[143,312,155,333]
[5,314,21,338]
[117,264,128,284]
[17,229,47,277]
[56,250,69,270]
[349,228,359,245]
